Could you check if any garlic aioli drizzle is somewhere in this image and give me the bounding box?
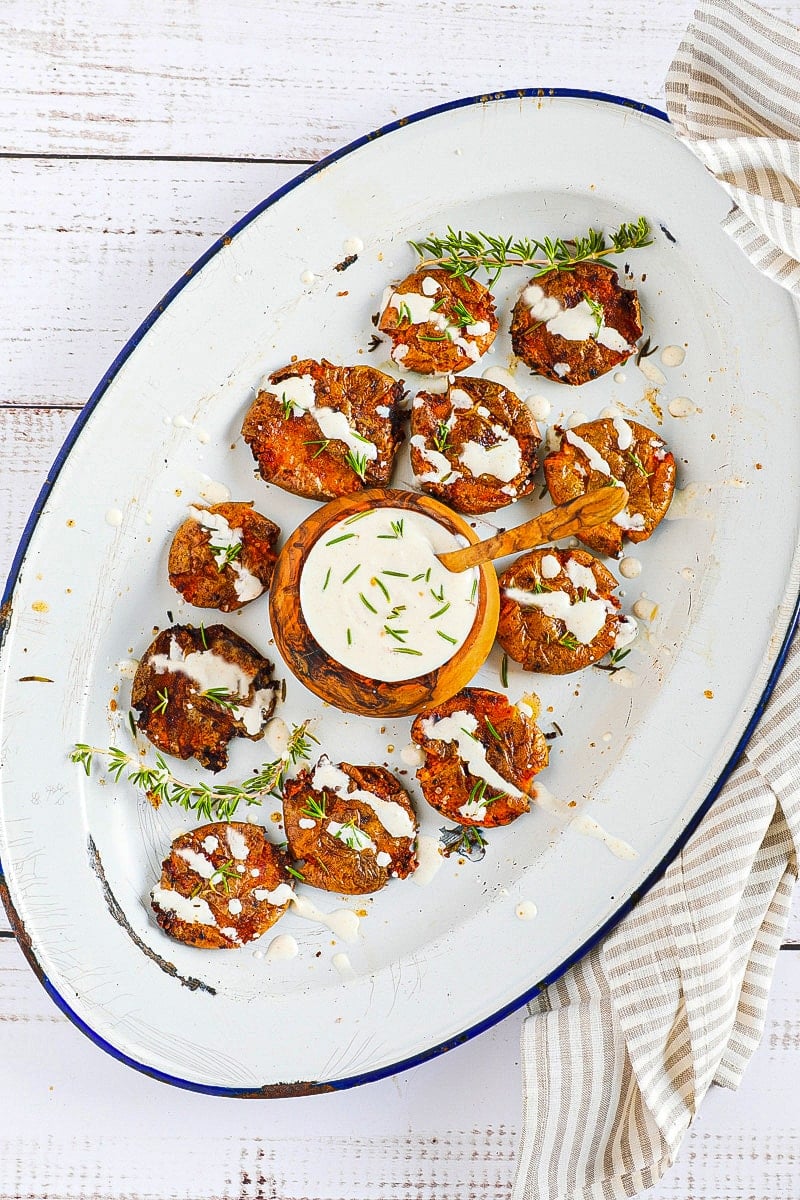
[420,709,637,858]
[299,507,479,682]
[186,505,263,603]
[270,373,378,463]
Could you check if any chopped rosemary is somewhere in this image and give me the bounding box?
[559,633,579,650]
[396,299,412,324]
[626,450,652,478]
[343,509,372,525]
[500,653,509,688]
[201,686,239,711]
[153,687,169,716]
[430,584,445,602]
[418,333,450,342]
[326,532,356,546]
[582,291,605,337]
[322,567,331,591]
[209,541,243,570]
[376,519,404,540]
[410,217,652,286]
[469,578,478,603]
[300,794,327,821]
[199,623,208,649]
[429,602,451,620]
[346,627,353,645]
[304,438,331,459]
[286,865,306,882]
[433,420,452,454]
[359,592,377,613]
[384,626,407,643]
[373,577,391,602]
[382,570,409,578]
[451,298,476,328]
[344,448,368,480]
[280,392,295,418]
[393,647,423,656]
[484,717,502,742]
[342,564,361,583]
[437,630,458,645]
[594,646,632,675]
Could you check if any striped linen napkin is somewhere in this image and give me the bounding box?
[513,4,800,1195]
[666,0,800,294]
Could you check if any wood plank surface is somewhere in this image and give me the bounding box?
[3,1,800,1195]
[0,159,300,408]
[0,0,716,161]
[1,934,799,1198]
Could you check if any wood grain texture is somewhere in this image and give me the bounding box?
[0,159,300,408]
[1,934,799,1197]
[0,0,715,160]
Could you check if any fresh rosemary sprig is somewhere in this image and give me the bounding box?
[583,292,605,336]
[201,686,238,711]
[559,633,579,651]
[433,420,452,454]
[304,438,331,460]
[153,687,169,716]
[377,519,404,539]
[300,794,327,821]
[209,542,243,570]
[344,448,368,480]
[594,646,633,675]
[410,217,652,285]
[626,450,652,478]
[70,720,317,821]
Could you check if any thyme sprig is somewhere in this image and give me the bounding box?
[70,720,318,822]
[410,218,652,286]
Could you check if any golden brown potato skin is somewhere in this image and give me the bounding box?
[151,822,293,949]
[377,268,497,374]
[242,359,405,501]
[410,377,540,514]
[168,501,279,612]
[283,761,418,894]
[543,418,676,557]
[497,548,630,674]
[132,624,278,772]
[510,262,642,385]
[411,687,549,828]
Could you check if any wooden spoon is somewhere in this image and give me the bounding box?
[437,487,629,573]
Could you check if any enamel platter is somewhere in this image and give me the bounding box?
[1,91,799,1095]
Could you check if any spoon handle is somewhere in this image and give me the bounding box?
[437,487,629,573]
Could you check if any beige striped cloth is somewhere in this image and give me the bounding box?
[665,0,800,294]
[514,5,800,1195]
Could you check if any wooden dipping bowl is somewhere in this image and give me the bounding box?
[268,488,500,718]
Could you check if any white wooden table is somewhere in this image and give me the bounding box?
[2,2,799,1195]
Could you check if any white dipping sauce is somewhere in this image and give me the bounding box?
[299,507,479,682]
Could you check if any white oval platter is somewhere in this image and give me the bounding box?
[1,91,799,1094]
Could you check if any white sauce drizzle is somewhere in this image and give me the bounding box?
[521,284,561,321]
[565,429,613,476]
[176,847,216,879]
[105,508,123,527]
[525,394,551,421]
[400,742,425,767]
[515,900,538,920]
[343,236,364,256]
[411,434,462,485]
[264,716,289,756]
[411,835,445,887]
[481,365,518,391]
[459,428,522,482]
[332,952,357,979]
[619,556,642,579]
[266,933,299,961]
[271,373,378,463]
[148,638,271,736]
[288,894,360,943]
[660,344,686,367]
[186,505,264,603]
[228,898,243,916]
[638,358,666,386]
[540,554,561,579]
[312,758,415,839]
[299,507,478,683]
[503,587,611,644]
[533,782,637,860]
[564,557,597,593]
[612,510,646,532]
[612,417,634,451]
[668,396,696,418]
[226,826,250,860]
[151,887,217,928]
[327,820,377,853]
[201,835,219,854]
